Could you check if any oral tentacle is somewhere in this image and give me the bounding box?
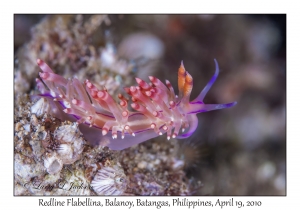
[188,101,237,114]
[192,59,220,103]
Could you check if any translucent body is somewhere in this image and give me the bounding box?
[34,59,236,150]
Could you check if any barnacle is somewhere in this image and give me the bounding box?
[53,123,85,164]
[54,123,81,142]
[42,122,85,175]
[43,152,63,175]
[30,98,50,117]
[90,163,127,195]
[34,59,236,150]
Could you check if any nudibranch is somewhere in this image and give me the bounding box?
[34,59,236,150]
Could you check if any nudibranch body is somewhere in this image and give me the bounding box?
[34,59,236,150]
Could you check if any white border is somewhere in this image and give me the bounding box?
[3,1,295,209]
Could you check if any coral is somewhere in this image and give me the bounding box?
[34,59,236,150]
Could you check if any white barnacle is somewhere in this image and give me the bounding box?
[30,98,50,117]
[56,144,74,164]
[43,152,63,175]
[54,123,80,143]
[54,123,85,164]
[91,163,127,195]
